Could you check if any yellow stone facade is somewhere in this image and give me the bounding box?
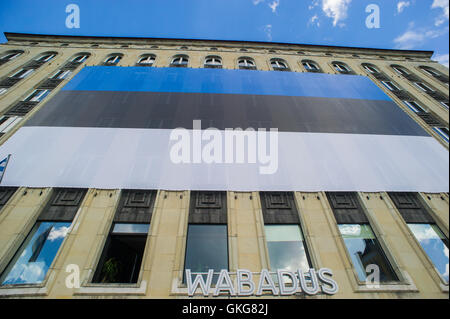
[0,34,448,299]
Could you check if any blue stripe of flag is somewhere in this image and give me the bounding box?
[62,66,391,101]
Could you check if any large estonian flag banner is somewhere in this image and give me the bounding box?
[0,66,448,192]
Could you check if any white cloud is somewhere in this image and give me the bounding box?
[264,24,273,41]
[321,0,352,27]
[253,0,265,5]
[433,53,450,67]
[397,1,411,13]
[309,14,321,27]
[268,0,280,13]
[48,226,70,241]
[432,0,449,26]
[394,27,448,49]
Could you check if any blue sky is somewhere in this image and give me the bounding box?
[0,0,448,67]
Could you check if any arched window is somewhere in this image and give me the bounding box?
[391,65,410,76]
[171,55,189,67]
[137,54,156,66]
[237,57,256,70]
[36,52,56,62]
[302,60,320,72]
[419,66,449,85]
[103,54,123,66]
[204,56,222,69]
[271,58,289,71]
[0,50,23,64]
[71,53,90,63]
[332,61,353,74]
[362,63,380,74]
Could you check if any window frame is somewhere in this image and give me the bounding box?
[204,56,222,67]
[324,192,408,289]
[237,57,256,69]
[270,58,289,70]
[333,62,351,73]
[363,64,379,74]
[413,81,435,93]
[11,68,34,79]
[137,55,156,66]
[302,61,319,72]
[23,89,51,102]
[381,80,401,92]
[403,100,427,113]
[171,55,189,66]
[91,221,150,284]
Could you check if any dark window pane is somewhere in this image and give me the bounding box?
[1,221,71,285]
[184,225,228,283]
[408,224,449,283]
[93,230,147,284]
[265,225,310,272]
[339,224,398,283]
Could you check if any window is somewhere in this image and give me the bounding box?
[92,190,156,284]
[1,51,22,61]
[420,66,449,84]
[11,68,34,79]
[260,192,311,279]
[0,221,71,285]
[72,54,89,63]
[137,55,155,66]
[441,101,449,110]
[0,188,86,286]
[389,193,449,283]
[0,88,6,96]
[237,57,256,70]
[327,192,399,284]
[338,224,398,282]
[184,224,228,283]
[433,127,449,143]
[204,56,222,68]
[36,53,55,62]
[363,64,379,74]
[271,59,289,71]
[414,82,435,93]
[171,55,189,67]
[392,65,409,76]
[408,224,449,283]
[265,225,310,272]
[93,222,149,283]
[302,60,319,72]
[50,70,71,80]
[403,100,426,113]
[421,67,440,77]
[184,191,228,283]
[104,54,122,65]
[333,62,352,73]
[381,80,401,91]
[24,89,50,102]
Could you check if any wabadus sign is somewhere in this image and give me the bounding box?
[185,268,339,297]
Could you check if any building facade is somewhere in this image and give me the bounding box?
[0,33,448,299]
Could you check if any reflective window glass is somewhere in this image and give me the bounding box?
[408,224,449,283]
[265,225,310,273]
[112,223,149,234]
[1,221,71,285]
[339,224,398,283]
[184,224,228,283]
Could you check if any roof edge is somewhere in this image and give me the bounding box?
[4,32,435,58]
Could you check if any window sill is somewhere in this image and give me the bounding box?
[0,284,48,297]
[74,280,147,296]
